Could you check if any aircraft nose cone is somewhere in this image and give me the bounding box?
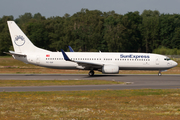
[173,61,178,67]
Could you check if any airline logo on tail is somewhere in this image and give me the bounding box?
[14,35,25,46]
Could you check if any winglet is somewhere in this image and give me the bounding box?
[68,46,74,52]
[61,49,71,61]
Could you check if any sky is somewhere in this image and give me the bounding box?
[1,0,180,19]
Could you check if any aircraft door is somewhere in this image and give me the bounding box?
[36,55,40,64]
[155,57,159,65]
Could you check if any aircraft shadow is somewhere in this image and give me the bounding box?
[84,74,127,78]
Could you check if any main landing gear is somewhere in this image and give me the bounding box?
[158,71,162,76]
[88,70,94,76]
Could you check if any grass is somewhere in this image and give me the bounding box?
[0,80,124,87]
[0,56,180,119]
[0,89,180,119]
[0,56,180,74]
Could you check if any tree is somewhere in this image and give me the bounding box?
[159,14,178,49]
[16,13,33,24]
[0,16,14,55]
[1,10,180,56]
[140,10,160,52]
[34,13,46,20]
[122,12,142,52]
[103,14,124,52]
[171,27,180,49]
[25,21,50,50]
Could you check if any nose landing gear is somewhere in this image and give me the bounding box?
[158,70,167,76]
[88,70,94,76]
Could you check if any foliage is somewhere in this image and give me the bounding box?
[153,46,180,55]
[0,9,180,55]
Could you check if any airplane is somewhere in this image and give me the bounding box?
[4,21,178,76]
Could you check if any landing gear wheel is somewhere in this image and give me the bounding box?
[88,70,94,76]
[158,72,162,76]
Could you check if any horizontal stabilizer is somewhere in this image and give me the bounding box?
[4,51,26,57]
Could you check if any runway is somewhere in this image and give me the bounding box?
[0,74,180,92]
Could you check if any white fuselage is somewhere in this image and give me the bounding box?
[13,52,178,71]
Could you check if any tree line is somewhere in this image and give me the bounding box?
[0,9,180,55]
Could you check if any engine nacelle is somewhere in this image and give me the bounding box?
[102,65,119,74]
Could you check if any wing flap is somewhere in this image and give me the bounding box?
[76,61,103,68]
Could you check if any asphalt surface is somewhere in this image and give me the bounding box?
[0,74,180,92]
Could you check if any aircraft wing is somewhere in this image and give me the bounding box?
[75,61,103,69]
[4,51,26,57]
[61,49,103,69]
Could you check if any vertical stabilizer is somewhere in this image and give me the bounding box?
[7,21,48,53]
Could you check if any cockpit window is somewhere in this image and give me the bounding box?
[164,58,171,61]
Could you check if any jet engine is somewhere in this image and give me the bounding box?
[102,65,119,74]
